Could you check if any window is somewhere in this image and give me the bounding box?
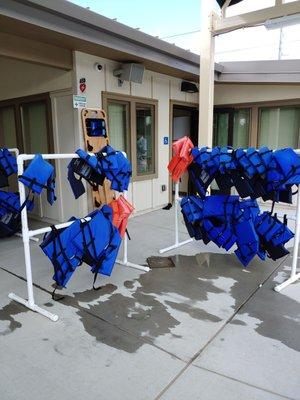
[103,93,158,180]
[107,101,130,155]
[0,94,53,154]
[136,104,155,175]
[0,106,17,148]
[258,107,300,149]
[213,108,250,148]
[233,109,250,148]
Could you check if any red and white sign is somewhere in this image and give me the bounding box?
[79,77,86,93]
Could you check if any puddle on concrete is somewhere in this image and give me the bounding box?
[0,251,293,353]
[0,302,28,335]
[240,278,300,352]
[52,251,284,353]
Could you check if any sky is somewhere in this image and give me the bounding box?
[67,0,300,61]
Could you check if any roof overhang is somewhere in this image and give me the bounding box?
[216,59,300,84]
[0,0,223,81]
[214,1,300,35]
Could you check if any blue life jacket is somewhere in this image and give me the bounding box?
[67,150,105,199]
[40,218,83,288]
[255,212,293,246]
[181,196,203,223]
[254,212,292,260]
[202,195,240,221]
[266,148,300,191]
[97,146,132,192]
[189,147,217,197]
[203,219,237,251]
[19,154,56,205]
[0,149,17,188]
[219,147,236,174]
[234,219,259,267]
[0,191,34,238]
[68,146,132,198]
[181,196,208,242]
[72,206,121,285]
[0,190,34,214]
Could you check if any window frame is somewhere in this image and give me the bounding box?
[257,104,300,149]
[0,93,54,154]
[215,98,300,148]
[102,92,158,181]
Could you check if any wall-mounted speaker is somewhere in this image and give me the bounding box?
[113,63,145,84]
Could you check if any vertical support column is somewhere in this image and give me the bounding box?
[291,185,300,278]
[198,0,216,147]
[274,184,300,292]
[17,155,35,307]
[174,182,179,246]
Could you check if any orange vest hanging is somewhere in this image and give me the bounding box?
[109,195,134,237]
[168,136,194,182]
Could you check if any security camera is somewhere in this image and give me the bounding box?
[94,62,103,71]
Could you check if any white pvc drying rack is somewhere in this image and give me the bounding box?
[159,181,193,254]
[7,148,39,243]
[8,152,149,322]
[159,149,300,293]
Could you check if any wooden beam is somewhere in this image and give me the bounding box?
[198,1,216,147]
[0,31,72,70]
[213,1,300,35]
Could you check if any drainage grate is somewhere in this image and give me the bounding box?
[146,256,175,269]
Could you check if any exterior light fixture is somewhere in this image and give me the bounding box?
[181,81,199,93]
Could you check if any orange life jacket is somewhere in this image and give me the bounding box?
[109,195,134,237]
[167,136,194,182]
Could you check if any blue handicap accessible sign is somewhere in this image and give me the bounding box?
[163,137,169,145]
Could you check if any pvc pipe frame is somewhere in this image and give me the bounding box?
[9,152,148,322]
[159,181,193,254]
[159,169,299,292]
[7,149,39,243]
[274,183,300,292]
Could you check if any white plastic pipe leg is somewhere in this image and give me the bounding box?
[159,182,194,254]
[8,293,59,321]
[274,185,300,292]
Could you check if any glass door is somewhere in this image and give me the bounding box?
[20,100,53,218]
[212,107,250,194]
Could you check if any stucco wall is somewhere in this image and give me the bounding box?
[0,56,72,101]
[215,83,300,105]
[73,51,198,213]
[0,56,75,222]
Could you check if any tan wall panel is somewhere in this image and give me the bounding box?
[0,56,72,101]
[0,32,72,70]
[215,84,300,105]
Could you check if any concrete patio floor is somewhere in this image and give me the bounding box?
[0,208,299,400]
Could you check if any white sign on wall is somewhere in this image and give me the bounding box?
[73,95,87,109]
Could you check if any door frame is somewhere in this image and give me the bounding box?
[169,100,198,203]
[213,107,235,147]
[0,92,54,153]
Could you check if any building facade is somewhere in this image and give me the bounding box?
[0,0,300,222]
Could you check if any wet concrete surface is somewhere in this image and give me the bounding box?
[0,209,299,399]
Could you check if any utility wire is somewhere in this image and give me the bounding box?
[160,28,201,39]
